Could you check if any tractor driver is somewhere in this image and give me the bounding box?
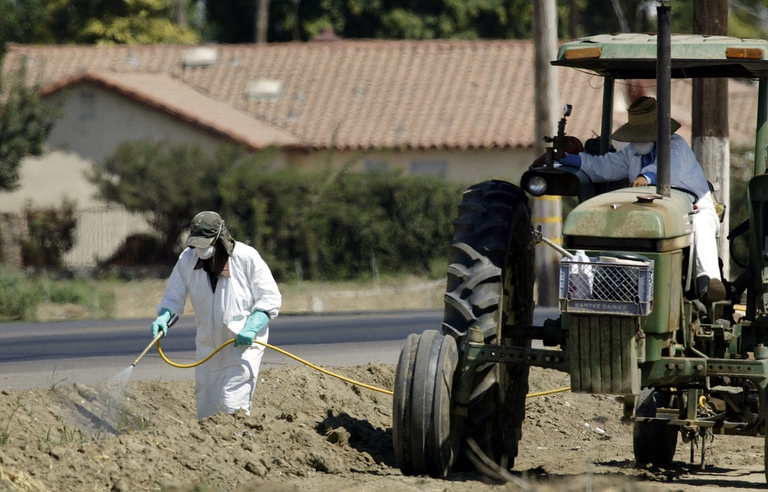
[530,96,725,305]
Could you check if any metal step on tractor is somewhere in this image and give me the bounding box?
[391,9,768,483]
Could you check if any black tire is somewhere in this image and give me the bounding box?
[764,395,768,483]
[392,330,460,478]
[633,388,678,465]
[442,180,535,470]
[392,333,419,475]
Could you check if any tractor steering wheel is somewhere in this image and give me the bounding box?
[670,186,699,204]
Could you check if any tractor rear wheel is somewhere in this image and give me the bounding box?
[633,388,678,465]
[442,180,535,470]
[392,330,460,478]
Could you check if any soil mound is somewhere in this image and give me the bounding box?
[0,365,762,491]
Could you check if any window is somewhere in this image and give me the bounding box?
[409,160,447,178]
[364,160,388,172]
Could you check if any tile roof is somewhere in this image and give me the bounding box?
[3,41,760,150]
[40,71,300,149]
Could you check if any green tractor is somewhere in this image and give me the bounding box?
[392,18,768,483]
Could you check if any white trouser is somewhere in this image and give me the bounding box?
[693,192,721,281]
[195,327,268,419]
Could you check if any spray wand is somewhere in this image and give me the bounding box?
[132,314,179,367]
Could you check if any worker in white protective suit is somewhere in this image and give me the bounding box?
[530,96,725,304]
[151,211,282,419]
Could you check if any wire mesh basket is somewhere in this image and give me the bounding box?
[559,254,654,316]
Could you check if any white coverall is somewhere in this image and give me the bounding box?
[158,241,282,419]
[578,134,721,282]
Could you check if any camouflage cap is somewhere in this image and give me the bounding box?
[185,211,225,249]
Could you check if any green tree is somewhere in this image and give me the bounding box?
[87,140,234,256]
[0,60,55,192]
[207,0,536,43]
[1,0,200,45]
[573,0,768,39]
[728,0,768,39]
[21,198,78,267]
[0,0,47,49]
[76,0,201,44]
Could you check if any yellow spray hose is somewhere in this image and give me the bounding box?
[152,337,570,399]
[155,338,395,396]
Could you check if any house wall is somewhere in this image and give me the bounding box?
[285,147,537,186]
[0,150,103,212]
[45,84,229,164]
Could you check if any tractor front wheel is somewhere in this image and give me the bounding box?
[392,330,460,478]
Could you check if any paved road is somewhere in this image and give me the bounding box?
[0,308,560,390]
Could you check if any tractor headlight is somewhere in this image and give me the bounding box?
[526,176,548,196]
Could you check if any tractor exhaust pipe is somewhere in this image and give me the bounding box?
[656,1,672,197]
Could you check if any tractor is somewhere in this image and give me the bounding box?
[391,11,768,483]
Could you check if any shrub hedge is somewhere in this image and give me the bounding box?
[219,165,465,281]
[90,141,466,282]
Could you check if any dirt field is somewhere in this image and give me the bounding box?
[12,277,767,490]
[1,363,765,491]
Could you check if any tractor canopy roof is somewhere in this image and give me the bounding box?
[553,33,768,79]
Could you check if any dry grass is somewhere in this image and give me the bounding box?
[37,275,446,321]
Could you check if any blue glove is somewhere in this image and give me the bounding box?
[557,152,582,169]
[151,308,172,338]
[235,311,270,346]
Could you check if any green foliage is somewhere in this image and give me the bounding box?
[0,61,55,191]
[0,265,42,320]
[0,267,117,321]
[88,140,233,256]
[21,199,78,268]
[205,0,257,43]
[0,396,22,445]
[729,0,768,39]
[209,0,768,43]
[208,0,536,43]
[219,164,464,281]
[4,0,768,48]
[41,276,116,317]
[0,0,47,48]
[78,0,201,45]
[47,365,68,391]
[1,0,200,45]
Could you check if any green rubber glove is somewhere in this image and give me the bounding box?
[235,311,269,346]
[151,308,173,338]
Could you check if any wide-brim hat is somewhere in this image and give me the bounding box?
[184,211,236,256]
[611,96,681,143]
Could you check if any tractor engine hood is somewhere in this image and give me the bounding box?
[562,187,694,250]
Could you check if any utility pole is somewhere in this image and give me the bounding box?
[533,0,560,306]
[256,0,271,44]
[692,0,729,279]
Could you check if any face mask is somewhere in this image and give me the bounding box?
[195,244,216,260]
[634,142,654,155]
